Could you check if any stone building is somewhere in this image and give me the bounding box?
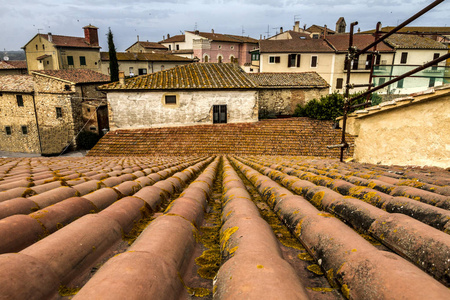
[22,25,101,73]
[0,60,27,76]
[248,72,329,117]
[99,63,258,129]
[0,69,110,154]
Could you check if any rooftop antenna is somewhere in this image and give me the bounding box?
[194,22,198,31]
[37,28,43,34]
[272,27,279,35]
[294,15,301,23]
[242,26,245,36]
[266,25,270,38]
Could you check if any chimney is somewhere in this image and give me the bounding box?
[48,32,52,43]
[167,33,170,39]
[83,24,99,46]
[212,29,214,34]
[280,27,283,33]
[137,35,139,41]
[323,25,327,39]
[260,34,262,40]
[195,30,199,35]
[119,71,125,85]
[294,21,300,32]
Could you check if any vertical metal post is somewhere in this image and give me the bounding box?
[340,21,358,162]
[365,22,382,105]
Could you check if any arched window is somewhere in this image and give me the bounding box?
[218,56,223,63]
[161,65,165,71]
[204,55,209,63]
[230,55,235,63]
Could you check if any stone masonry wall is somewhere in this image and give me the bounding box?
[258,88,328,116]
[0,93,41,153]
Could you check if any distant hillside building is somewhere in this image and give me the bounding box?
[22,25,101,73]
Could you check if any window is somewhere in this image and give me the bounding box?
[90,126,97,131]
[16,95,24,107]
[365,54,373,70]
[87,108,91,112]
[429,77,436,87]
[138,68,147,75]
[176,44,180,50]
[218,56,223,63]
[168,45,172,50]
[376,54,381,65]
[43,45,45,50]
[80,56,86,66]
[35,45,38,50]
[67,56,74,66]
[230,56,236,63]
[251,53,260,61]
[204,55,209,62]
[165,95,177,105]
[161,65,165,70]
[432,53,440,70]
[56,107,62,118]
[46,61,49,65]
[213,105,227,124]
[218,45,222,49]
[231,46,234,50]
[64,85,71,91]
[287,54,300,68]
[129,67,134,76]
[379,78,386,86]
[21,126,28,135]
[5,126,11,135]
[336,78,344,89]
[400,52,408,64]
[311,56,318,67]
[352,55,359,70]
[269,56,280,64]
[397,79,404,88]
[312,34,319,39]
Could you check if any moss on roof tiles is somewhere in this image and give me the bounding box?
[99,63,256,90]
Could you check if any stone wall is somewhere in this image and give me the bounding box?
[107,89,258,129]
[258,87,328,117]
[352,93,450,168]
[0,92,41,153]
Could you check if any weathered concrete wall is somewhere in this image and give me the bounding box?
[107,89,258,129]
[353,95,450,168]
[258,88,328,116]
[0,93,41,153]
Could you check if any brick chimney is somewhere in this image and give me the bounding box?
[294,21,300,32]
[83,24,99,46]
[280,27,283,33]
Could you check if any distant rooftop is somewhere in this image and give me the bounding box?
[32,69,110,84]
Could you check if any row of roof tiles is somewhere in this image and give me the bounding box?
[259,33,447,53]
[0,155,448,298]
[0,60,27,70]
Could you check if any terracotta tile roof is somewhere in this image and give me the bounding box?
[248,72,329,88]
[259,38,334,53]
[0,127,449,298]
[0,60,26,70]
[36,54,52,60]
[170,49,194,54]
[88,118,351,157]
[100,52,193,62]
[187,31,258,44]
[384,34,448,49]
[39,34,100,48]
[159,34,185,43]
[99,63,256,90]
[325,34,394,52]
[0,75,34,92]
[363,26,450,34]
[135,41,167,50]
[32,69,110,84]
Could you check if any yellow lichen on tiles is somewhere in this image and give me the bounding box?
[307,264,324,275]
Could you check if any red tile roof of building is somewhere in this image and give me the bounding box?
[99,63,256,90]
[160,34,186,43]
[248,72,329,88]
[100,52,194,62]
[187,31,258,44]
[363,26,450,34]
[38,33,100,48]
[0,60,27,70]
[125,41,168,51]
[0,75,34,92]
[307,25,336,34]
[259,38,334,53]
[325,34,394,52]
[32,69,110,84]
[384,34,448,49]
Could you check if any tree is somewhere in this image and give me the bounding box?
[108,28,119,82]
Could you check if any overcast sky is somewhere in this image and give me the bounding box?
[2,0,449,52]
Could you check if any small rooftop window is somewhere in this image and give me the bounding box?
[300,36,306,40]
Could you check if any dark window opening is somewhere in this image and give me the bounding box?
[379,78,386,86]
[165,95,177,105]
[352,55,359,70]
[21,126,28,135]
[397,79,404,88]
[80,56,86,66]
[5,126,11,135]
[168,45,171,50]
[375,54,381,65]
[176,44,180,50]
[56,107,62,118]
[429,77,436,87]
[213,105,227,124]
[64,85,71,91]
[90,126,97,131]
[311,56,317,67]
[67,56,74,66]
[138,68,147,75]
[218,56,223,63]
[269,56,280,63]
[87,108,91,112]
[336,78,344,89]
[432,53,440,70]
[16,95,24,107]
[400,52,408,64]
